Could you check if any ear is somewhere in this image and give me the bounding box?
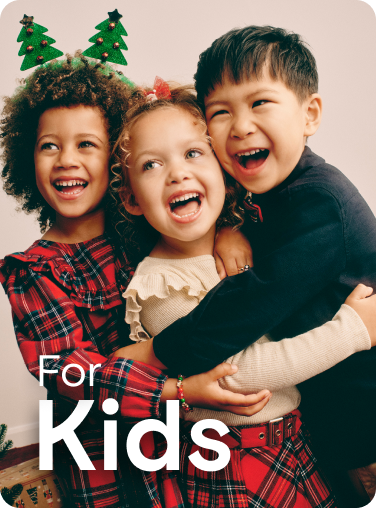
[124,198,144,216]
[304,93,322,137]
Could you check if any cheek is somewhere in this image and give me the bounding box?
[34,161,49,194]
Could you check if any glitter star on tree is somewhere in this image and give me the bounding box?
[17,15,63,71]
[82,9,128,66]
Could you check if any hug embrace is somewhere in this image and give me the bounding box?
[1,25,376,508]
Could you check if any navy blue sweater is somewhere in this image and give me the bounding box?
[153,147,376,469]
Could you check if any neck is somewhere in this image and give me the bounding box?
[42,209,106,244]
[150,225,216,259]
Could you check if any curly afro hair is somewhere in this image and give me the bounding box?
[1,52,134,235]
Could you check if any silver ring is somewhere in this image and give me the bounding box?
[238,265,250,273]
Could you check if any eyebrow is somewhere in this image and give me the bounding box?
[205,88,278,108]
[36,133,105,145]
[132,138,209,166]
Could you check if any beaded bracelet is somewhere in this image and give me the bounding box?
[177,375,193,412]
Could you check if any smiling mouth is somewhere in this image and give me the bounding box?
[169,192,202,218]
[235,148,269,170]
[53,179,88,195]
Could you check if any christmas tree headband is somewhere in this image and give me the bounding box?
[18,9,128,71]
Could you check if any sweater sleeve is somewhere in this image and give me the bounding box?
[2,267,166,423]
[154,186,347,375]
[219,304,371,392]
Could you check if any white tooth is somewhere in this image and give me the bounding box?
[255,149,260,153]
[250,150,256,155]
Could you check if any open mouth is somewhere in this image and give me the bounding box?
[169,192,202,218]
[53,179,88,195]
[235,148,269,170]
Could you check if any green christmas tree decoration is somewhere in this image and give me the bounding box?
[82,9,128,66]
[17,14,64,71]
[0,423,13,459]
[1,484,23,505]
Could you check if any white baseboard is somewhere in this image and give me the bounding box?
[6,422,39,448]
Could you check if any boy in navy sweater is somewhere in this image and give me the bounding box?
[120,26,376,502]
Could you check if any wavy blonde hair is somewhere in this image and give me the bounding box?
[111,83,246,263]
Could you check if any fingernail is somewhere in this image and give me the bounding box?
[231,365,237,371]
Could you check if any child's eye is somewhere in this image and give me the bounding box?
[186,149,202,159]
[252,100,268,108]
[79,141,95,148]
[41,142,58,151]
[143,160,161,171]
[210,110,228,119]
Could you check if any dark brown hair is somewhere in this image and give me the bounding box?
[195,25,318,105]
[1,52,134,236]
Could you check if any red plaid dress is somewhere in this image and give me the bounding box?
[0,235,183,508]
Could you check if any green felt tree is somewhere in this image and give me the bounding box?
[82,9,128,66]
[17,14,63,71]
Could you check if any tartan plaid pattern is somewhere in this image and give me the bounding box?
[178,421,337,508]
[0,236,175,508]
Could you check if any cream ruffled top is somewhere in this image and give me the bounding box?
[124,255,370,425]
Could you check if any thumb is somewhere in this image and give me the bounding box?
[208,362,238,381]
[214,254,227,280]
[348,284,373,301]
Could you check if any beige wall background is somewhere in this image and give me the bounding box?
[0,0,375,447]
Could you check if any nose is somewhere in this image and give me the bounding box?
[167,161,192,185]
[231,114,256,139]
[55,146,80,170]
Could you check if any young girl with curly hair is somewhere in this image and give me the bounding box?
[112,83,376,508]
[0,57,268,508]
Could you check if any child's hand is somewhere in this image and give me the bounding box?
[214,227,253,279]
[111,339,167,370]
[183,363,271,416]
[345,284,376,346]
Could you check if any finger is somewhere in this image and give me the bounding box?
[207,363,238,381]
[348,284,373,300]
[224,394,272,416]
[245,254,254,268]
[224,258,239,277]
[214,254,227,280]
[221,389,271,406]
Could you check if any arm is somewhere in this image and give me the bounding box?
[4,268,165,423]
[153,187,347,374]
[220,302,371,393]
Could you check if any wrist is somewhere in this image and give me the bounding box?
[160,377,177,403]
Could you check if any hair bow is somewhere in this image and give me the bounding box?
[144,76,171,101]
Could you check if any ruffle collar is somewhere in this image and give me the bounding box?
[0,235,133,312]
[123,255,219,342]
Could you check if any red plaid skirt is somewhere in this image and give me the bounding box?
[177,412,337,508]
